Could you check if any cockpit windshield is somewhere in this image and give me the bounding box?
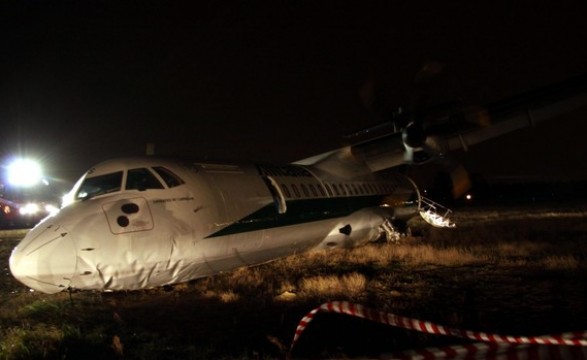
[66,164,185,205]
[153,167,184,188]
[126,168,164,191]
[76,171,123,200]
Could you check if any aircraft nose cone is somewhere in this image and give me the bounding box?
[9,224,77,294]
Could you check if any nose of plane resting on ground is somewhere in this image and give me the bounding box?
[9,224,77,294]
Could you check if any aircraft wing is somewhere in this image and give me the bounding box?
[445,74,587,152]
[298,74,587,174]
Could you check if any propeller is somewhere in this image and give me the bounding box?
[359,62,476,198]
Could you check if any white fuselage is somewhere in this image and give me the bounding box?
[9,157,419,294]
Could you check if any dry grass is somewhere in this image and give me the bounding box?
[495,241,544,257]
[299,272,367,298]
[332,236,577,268]
[277,240,485,270]
[540,255,580,270]
[218,291,240,303]
[228,267,266,290]
[391,243,482,265]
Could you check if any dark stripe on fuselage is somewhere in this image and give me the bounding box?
[205,195,385,238]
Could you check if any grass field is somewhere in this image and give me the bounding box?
[1,204,586,359]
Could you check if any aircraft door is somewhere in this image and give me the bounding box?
[101,197,154,234]
[101,196,180,288]
[263,176,287,214]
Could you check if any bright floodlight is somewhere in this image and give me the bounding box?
[7,159,43,187]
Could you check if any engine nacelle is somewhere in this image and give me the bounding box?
[402,121,426,148]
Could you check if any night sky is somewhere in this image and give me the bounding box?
[2,1,587,184]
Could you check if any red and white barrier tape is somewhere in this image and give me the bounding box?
[290,301,587,359]
[383,341,587,359]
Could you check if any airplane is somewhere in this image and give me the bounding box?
[9,74,587,294]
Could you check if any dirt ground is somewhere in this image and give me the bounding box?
[1,204,586,359]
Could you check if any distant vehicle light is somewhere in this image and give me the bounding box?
[44,204,60,216]
[16,202,59,216]
[7,159,43,187]
[19,203,40,215]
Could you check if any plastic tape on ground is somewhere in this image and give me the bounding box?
[290,301,587,359]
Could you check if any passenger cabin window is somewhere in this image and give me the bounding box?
[309,184,318,197]
[153,167,185,188]
[300,184,309,197]
[126,168,164,191]
[324,184,333,196]
[291,184,301,198]
[76,171,123,200]
[280,184,291,198]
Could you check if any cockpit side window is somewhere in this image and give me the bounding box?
[76,171,123,200]
[126,168,164,191]
[153,167,185,188]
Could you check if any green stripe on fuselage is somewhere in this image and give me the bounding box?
[205,195,385,238]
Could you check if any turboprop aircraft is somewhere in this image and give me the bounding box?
[9,74,587,294]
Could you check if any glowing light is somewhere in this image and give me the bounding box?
[465,194,472,201]
[19,203,40,215]
[7,159,43,187]
[17,202,58,216]
[44,204,60,216]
